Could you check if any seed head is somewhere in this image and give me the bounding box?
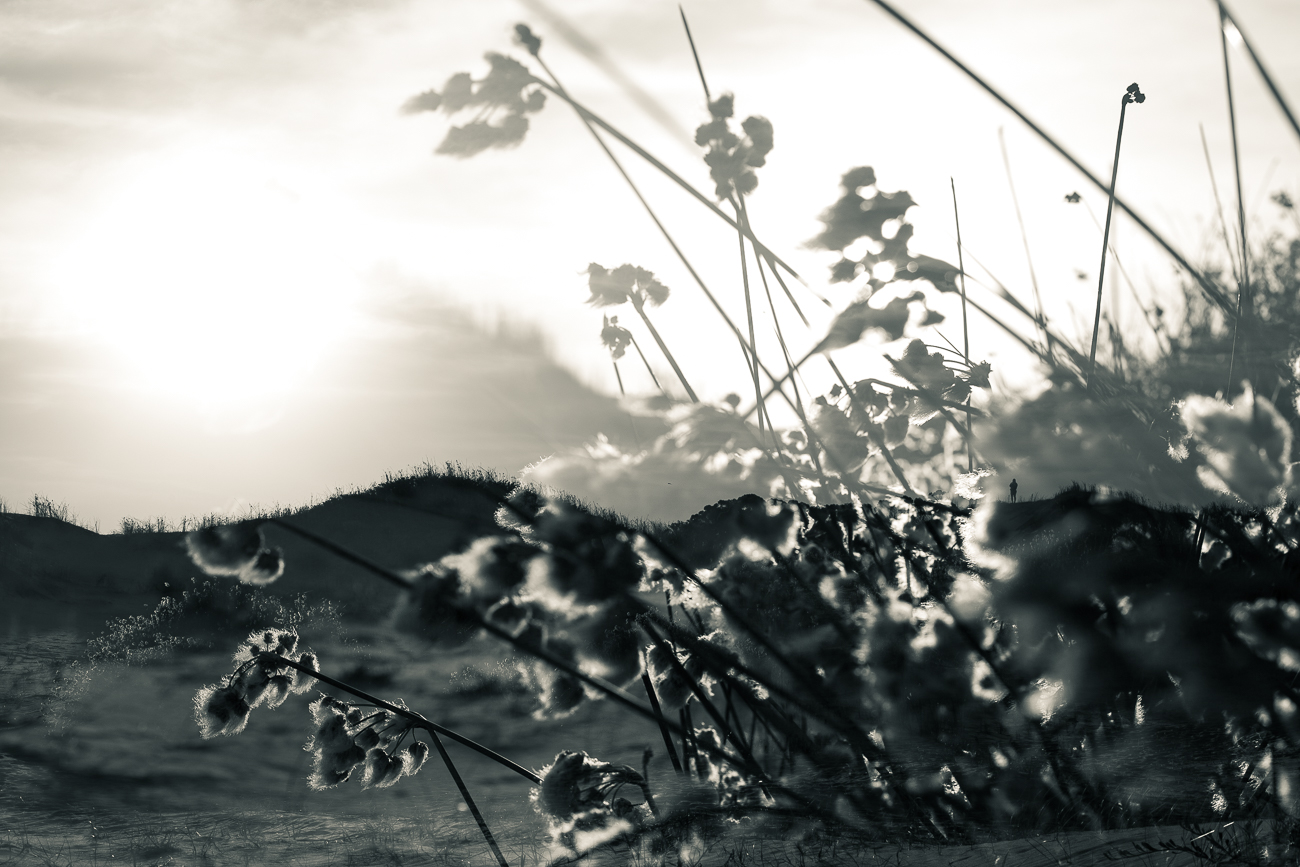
[405,741,430,777]
[194,683,251,738]
[290,653,320,694]
[514,24,542,57]
[262,675,293,709]
[185,521,264,576]
[309,743,368,789]
[393,563,481,648]
[238,547,285,585]
[361,747,405,789]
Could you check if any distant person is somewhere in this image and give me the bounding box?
[1009,478,1018,502]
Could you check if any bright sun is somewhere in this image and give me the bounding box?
[53,143,364,424]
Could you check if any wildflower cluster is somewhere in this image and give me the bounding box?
[811,166,960,294]
[192,628,317,738]
[532,750,649,854]
[306,694,430,790]
[585,263,670,310]
[400,52,546,157]
[693,93,774,199]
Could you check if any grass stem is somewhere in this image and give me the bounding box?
[997,130,1050,358]
[641,670,684,774]
[950,177,974,472]
[1088,84,1143,395]
[1220,2,1251,398]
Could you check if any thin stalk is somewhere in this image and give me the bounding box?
[641,671,684,774]
[1217,0,1300,147]
[677,12,771,435]
[950,177,974,473]
[997,130,1049,355]
[1076,196,1170,355]
[734,193,768,436]
[745,204,812,326]
[1200,123,1243,288]
[679,4,712,103]
[675,4,823,323]
[752,226,827,479]
[521,0,695,149]
[629,334,664,393]
[611,361,644,451]
[266,518,412,591]
[630,294,699,402]
[428,730,511,867]
[1220,2,1250,398]
[859,0,1234,320]
[1088,85,1143,395]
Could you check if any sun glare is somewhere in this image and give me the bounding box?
[52,144,364,425]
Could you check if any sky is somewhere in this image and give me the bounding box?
[1,0,1298,529]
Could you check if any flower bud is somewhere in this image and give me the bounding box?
[405,741,430,777]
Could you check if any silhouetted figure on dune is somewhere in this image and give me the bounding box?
[1009,478,1018,502]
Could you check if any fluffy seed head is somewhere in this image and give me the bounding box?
[194,683,251,738]
[238,547,285,585]
[405,741,430,777]
[290,653,320,694]
[361,748,404,789]
[185,521,265,576]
